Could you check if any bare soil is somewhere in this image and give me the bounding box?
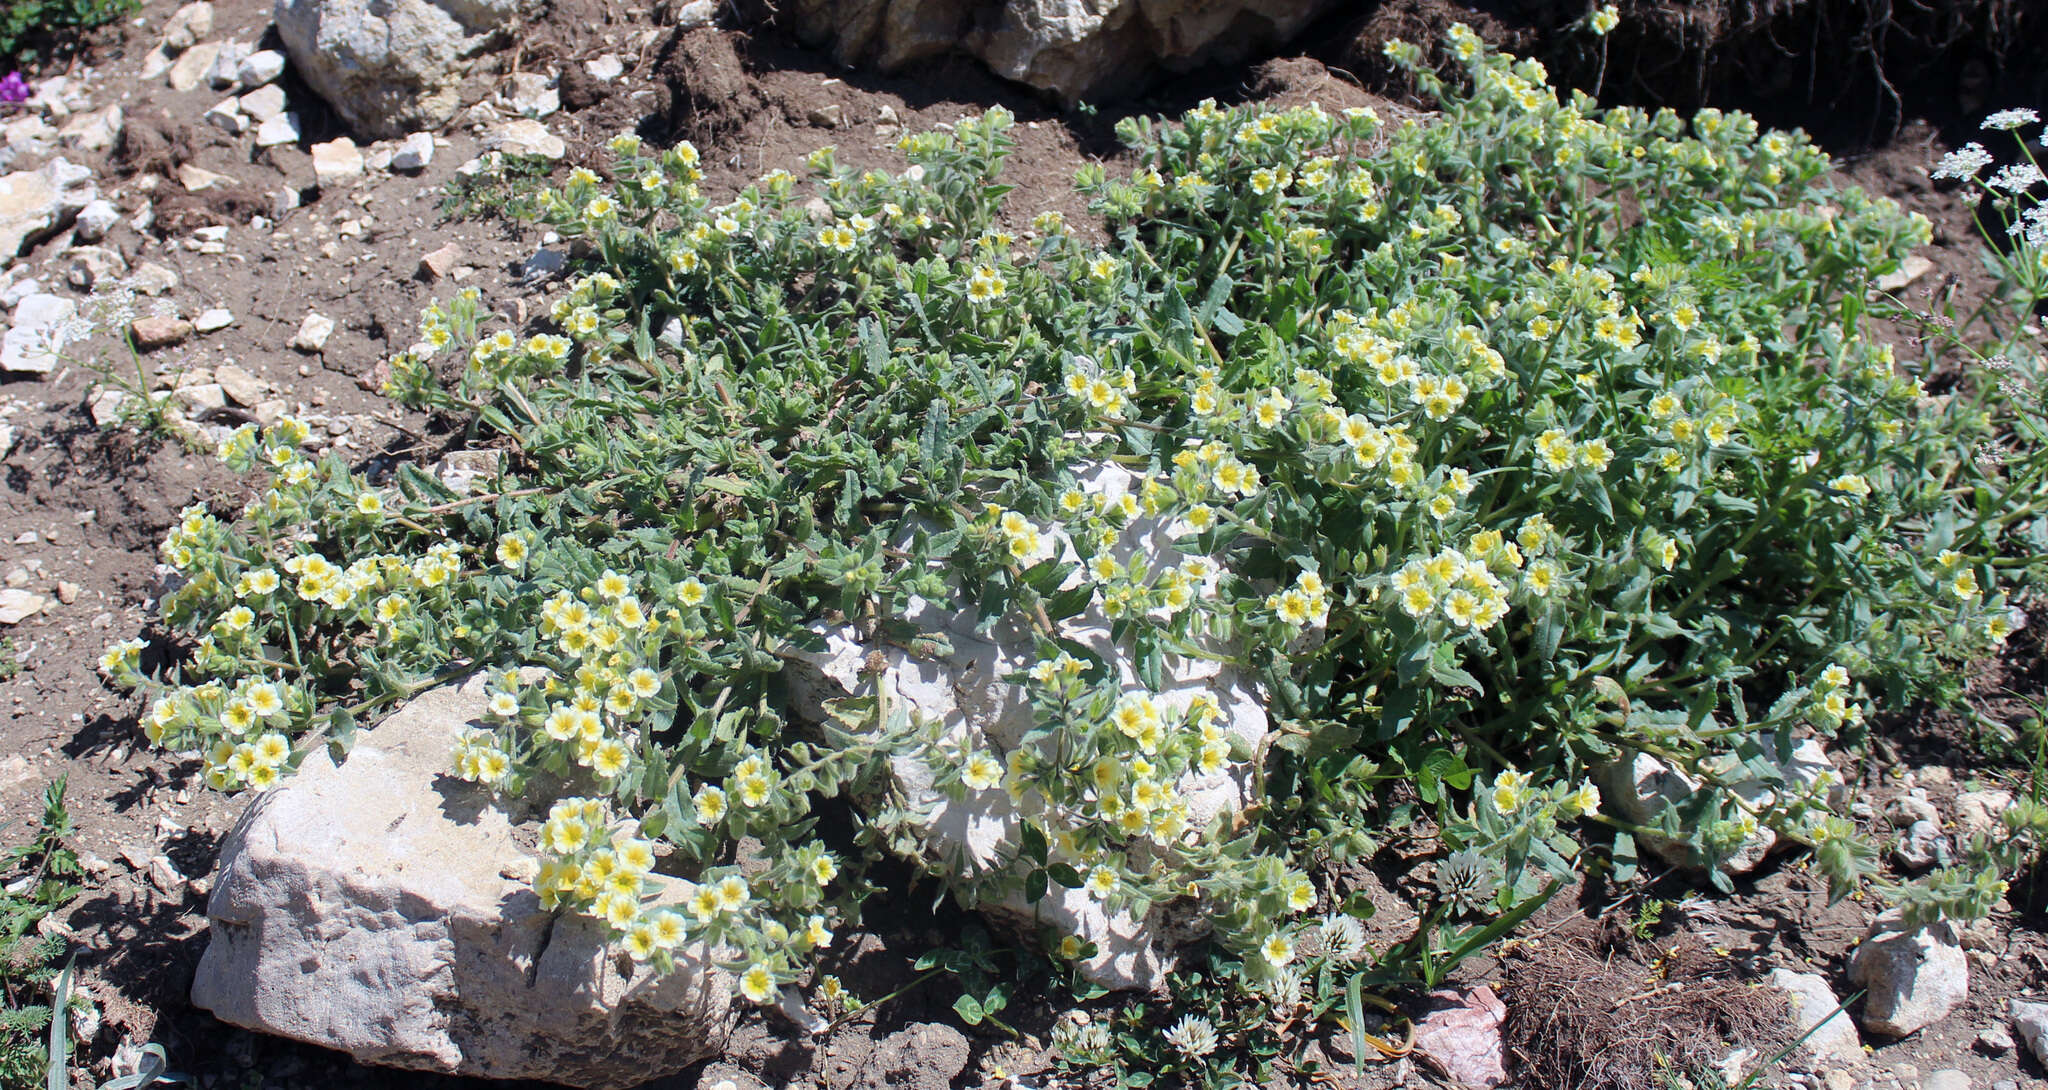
[1,1,2043,1089]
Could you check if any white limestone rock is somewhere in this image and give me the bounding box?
[290,312,336,352]
[391,131,437,171]
[0,158,97,257]
[2013,998,2048,1068]
[485,118,564,160]
[240,84,289,123]
[1601,735,1836,875]
[254,113,303,149]
[2,293,77,374]
[71,199,121,244]
[310,137,365,187]
[782,462,1269,990]
[1768,968,1862,1065]
[205,41,252,90]
[192,676,733,1088]
[274,0,534,139]
[236,49,288,87]
[782,0,1341,102]
[160,1,215,50]
[167,41,224,92]
[57,104,123,153]
[203,98,247,134]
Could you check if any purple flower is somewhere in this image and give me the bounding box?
[0,72,30,103]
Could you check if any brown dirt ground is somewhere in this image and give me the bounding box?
[2,1,2044,1089]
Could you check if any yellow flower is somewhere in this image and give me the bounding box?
[740,965,775,1004]
[677,578,708,607]
[694,784,728,824]
[616,839,657,875]
[962,754,1003,791]
[1827,473,1871,498]
[651,911,686,948]
[496,534,529,569]
[589,739,630,779]
[966,266,1008,304]
[623,922,659,960]
[245,683,284,718]
[1261,933,1294,966]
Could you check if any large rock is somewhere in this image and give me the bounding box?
[1,158,97,258]
[192,676,733,1089]
[781,0,1340,103]
[1768,969,1862,1065]
[1846,913,1967,1038]
[784,462,1270,990]
[1601,735,1835,875]
[2013,999,2048,1067]
[2,293,78,374]
[274,0,533,139]
[1954,789,2014,839]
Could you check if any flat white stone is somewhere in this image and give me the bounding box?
[485,119,564,160]
[239,84,287,123]
[310,137,364,187]
[192,676,733,1088]
[390,131,436,172]
[254,113,302,148]
[290,312,335,352]
[1,293,76,374]
[235,49,287,87]
[0,589,45,624]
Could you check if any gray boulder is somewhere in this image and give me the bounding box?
[1601,736,1835,875]
[2013,999,2048,1067]
[192,676,732,1089]
[1846,913,1967,1038]
[780,0,1340,103]
[274,0,533,139]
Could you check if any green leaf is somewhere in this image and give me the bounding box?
[1345,974,1370,1074]
[1020,821,1048,865]
[48,950,74,1090]
[953,993,985,1025]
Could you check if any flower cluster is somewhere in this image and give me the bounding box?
[100,28,2048,1032]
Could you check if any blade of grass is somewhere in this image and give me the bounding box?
[47,950,74,1090]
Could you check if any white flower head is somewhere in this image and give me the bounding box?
[1931,143,1994,181]
[1982,107,2040,131]
[1163,1014,1218,1058]
[1988,163,2045,193]
[1317,913,1368,963]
